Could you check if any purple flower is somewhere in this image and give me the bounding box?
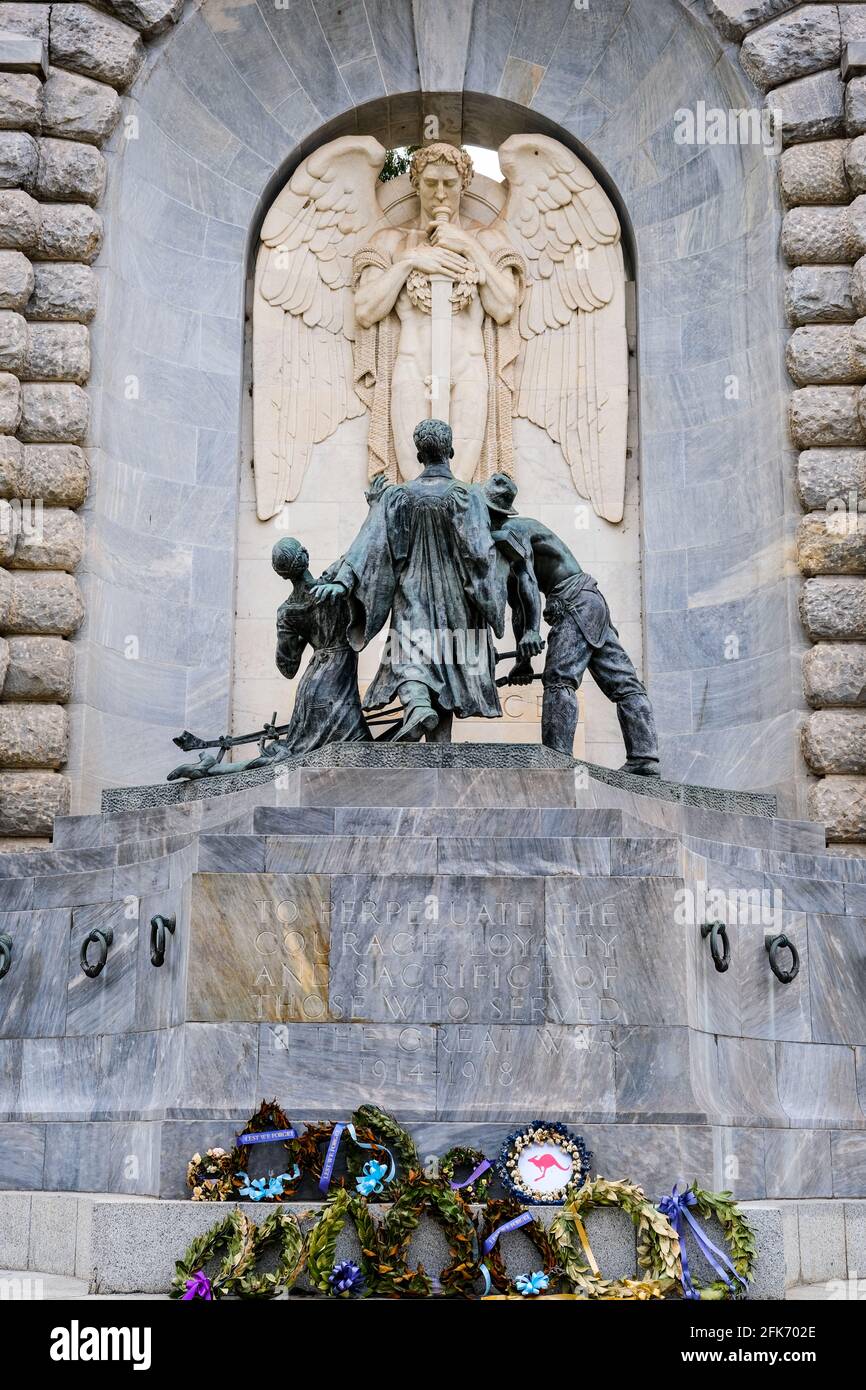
[329,1260,365,1295]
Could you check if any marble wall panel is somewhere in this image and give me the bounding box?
[95,1030,174,1122]
[692,908,811,1044]
[0,908,69,1039]
[264,836,436,875]
[330,807,624,837]
[134,879,190,1032]
[714,1035,788,1126]
[776,1040,864,1128]
[711,1126,767,1201]
[435,1023,616,1121]
[613,1025,708,1121]
[831,1133,866,1197]
[436,836,611,877]
[808,915,866,1045]
[187,873,329,1024]
[764,1129,833,1199]
[297,769,437,808]
[18,1036,100,1121]
[545,877,688,1028]
[0,1122,44,1189]
[0,1039,21,1119]
[170,1023,258,1120]
[433,770,579,808]
[329,874,544,1025]
[67,901,137,1035]
[257,1021,436,1119]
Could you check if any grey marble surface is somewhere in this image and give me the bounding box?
[0,909,70,1040]
[101,745,778,815]
[329,872,545,1025]
[7,763,866,1199]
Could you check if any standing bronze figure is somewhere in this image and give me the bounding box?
[312,420,507,743]
[483,473,659,775]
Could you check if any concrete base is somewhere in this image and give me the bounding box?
[0,1189,809,1298]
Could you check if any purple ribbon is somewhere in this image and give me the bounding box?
[482,1211,532,1255]
[450,1158,492,1191]
[236,1127,297,1146]
[658,1185,746,1301]
[319,1123,346,1193]
[181,1270,212,1301]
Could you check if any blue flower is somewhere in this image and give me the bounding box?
[329,1261,365,1295]
[236,1171,292,1201]
[515,1271,550,1296]
[355,1158,390,1197]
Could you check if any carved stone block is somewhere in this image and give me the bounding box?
[329,873,545,1024]
[0,189,39,250]
[781,139,850,207]
[187,873,330,1024]
[802,709,866,775]
[48,4,144,90]
[785,266,855,325]
[803,641,866,706]
[34,137,105,205]
[797,511,866,574]
[801,575,866,638]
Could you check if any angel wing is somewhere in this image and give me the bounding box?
[253,136,386,519]
[496,134,628,523]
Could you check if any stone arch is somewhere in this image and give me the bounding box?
[73,0,796,810]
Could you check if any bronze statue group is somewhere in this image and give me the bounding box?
[262,419,658,776]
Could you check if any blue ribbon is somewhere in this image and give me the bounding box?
[318,1122,396,1194]
[515,1271,550,1296]
[658,1185,747,1301]
[237,1127,297,1145]
[236,1169,299,1200]
[480,1211,533,1296]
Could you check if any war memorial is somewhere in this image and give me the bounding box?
[2,0,866,1325]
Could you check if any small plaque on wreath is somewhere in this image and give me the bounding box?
[498,1121,591,1205]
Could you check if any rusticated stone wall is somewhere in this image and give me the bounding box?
[1,0,846,841]
[0,2,182,846]
[704,2,866,843]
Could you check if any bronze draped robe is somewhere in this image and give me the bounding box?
[334,475,507,719]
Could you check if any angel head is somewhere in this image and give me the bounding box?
[410,143,474,223]
[271,536,309,581]
[414,418,453,467]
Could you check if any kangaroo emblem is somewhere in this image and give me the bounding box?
[527,1153,571,1182]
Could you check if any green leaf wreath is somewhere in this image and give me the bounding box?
[305,1188,382,1296]
[550,1177,679,1300]
[232,1207,306,1298]
[680,1183,757,1300]
[346,1104,419,1181]
[169,1209,255,1300]
[439,1146,493,1203]
[377,1175,480,1297]
[300,1120,386,1191]
[477,1196,560,1297]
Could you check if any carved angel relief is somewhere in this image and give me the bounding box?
[253,134,628,523]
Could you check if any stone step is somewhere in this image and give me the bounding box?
[0,1190,788,1298]
[252,805,627,838]
[196,832,680,877]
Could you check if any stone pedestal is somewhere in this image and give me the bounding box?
[0,747,864,1220]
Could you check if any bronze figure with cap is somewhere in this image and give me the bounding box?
[483,473,659,774]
